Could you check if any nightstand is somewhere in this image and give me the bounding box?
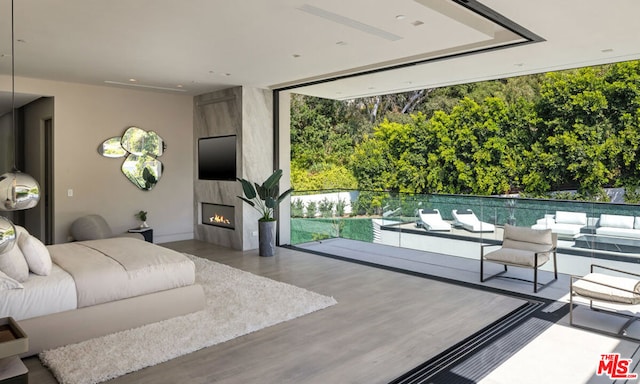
[0,318,28,384]
[128,227,153,243]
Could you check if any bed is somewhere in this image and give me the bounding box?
[0,233,205,356]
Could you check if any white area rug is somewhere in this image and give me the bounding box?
[39,255,337,384]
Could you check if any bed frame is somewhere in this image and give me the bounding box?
[19,284,204,356]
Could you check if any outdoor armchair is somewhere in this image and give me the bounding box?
[570,264,640,341]
[480,224,557,293]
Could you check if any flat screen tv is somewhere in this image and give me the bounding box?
[198,135,237,181]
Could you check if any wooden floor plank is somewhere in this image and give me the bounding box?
[24,240,525,383]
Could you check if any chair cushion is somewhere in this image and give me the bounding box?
[484,247,550,267]
[573,273,640,305]
[70,214,113,241]
[503,224,553,246]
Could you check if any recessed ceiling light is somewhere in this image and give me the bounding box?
[129,78,137,82]
[412,20,424,26]
[292,54,301,58]
[336,41,347,46]
[396,15,406,20]
[514,63,524,67]
[176,84,183,88]
[601,48,614,53]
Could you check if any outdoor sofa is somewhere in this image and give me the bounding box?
[531,210,587,239]
[594,214,640,239]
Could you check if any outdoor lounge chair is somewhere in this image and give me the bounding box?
[452,209,495,232]
[481,224,558,293]
[570,264,640,341]
[417,209,451,231]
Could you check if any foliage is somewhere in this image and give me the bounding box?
[305,201,317,218]
[237,169,294,221]
[318,198,334,218]
[290,60,640,213]
[291,164,357,191]
[291,198,304,218]
[135,210,147,221]
[336,198,347,217]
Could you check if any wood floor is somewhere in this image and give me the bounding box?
[25,240,525,384]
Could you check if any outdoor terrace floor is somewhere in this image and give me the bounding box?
[294,229,640,383]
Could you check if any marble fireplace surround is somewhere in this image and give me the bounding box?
[194,86,274,251]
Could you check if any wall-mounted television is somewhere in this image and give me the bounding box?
[198,135,237,181]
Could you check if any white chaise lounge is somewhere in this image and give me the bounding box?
[452,209,495,233]
[418,209,451,231]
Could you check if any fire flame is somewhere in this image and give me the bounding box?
[210,214,231,225]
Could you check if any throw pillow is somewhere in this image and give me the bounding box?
[0,269,23,290]
[0,242,29,282]
[19,234,52,276]
[14,225,29,241]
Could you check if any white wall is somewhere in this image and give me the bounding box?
[1,75,194,244]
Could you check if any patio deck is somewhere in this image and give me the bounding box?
[293,237,640,383]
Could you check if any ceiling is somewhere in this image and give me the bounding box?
[1,0,640,106]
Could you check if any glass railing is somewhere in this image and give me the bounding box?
[289,190,640,277]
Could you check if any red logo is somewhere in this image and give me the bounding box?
[597,353,638,380]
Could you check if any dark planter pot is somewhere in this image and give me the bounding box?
[259,220,277,257]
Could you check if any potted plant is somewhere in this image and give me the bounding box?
[135,210,148,228]
[237,169,293,256]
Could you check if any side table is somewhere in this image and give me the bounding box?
[0,318,28,384]
[128,227,153,243]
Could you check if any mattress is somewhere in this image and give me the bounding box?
[48,237,196,307]
[0,264,77,321]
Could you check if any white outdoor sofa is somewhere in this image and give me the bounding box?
[594,214,640,239]
[531,210,587,239]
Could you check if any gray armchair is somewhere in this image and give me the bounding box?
[480,224,557,292]
[70,214,144,241]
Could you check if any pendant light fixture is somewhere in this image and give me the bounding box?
[0,0,41,253]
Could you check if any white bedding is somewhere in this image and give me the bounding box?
[1,237,196,321]
[49,238,196,307]
[0,264,77,321]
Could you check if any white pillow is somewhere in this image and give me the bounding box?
[19,234,52,276]
[14,224,29,242]
[555,211,587,225]
[0,242,29,282]
[0,269,23,290]
[599,214,634,229]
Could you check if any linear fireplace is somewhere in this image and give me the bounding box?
[201,203,235,230]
